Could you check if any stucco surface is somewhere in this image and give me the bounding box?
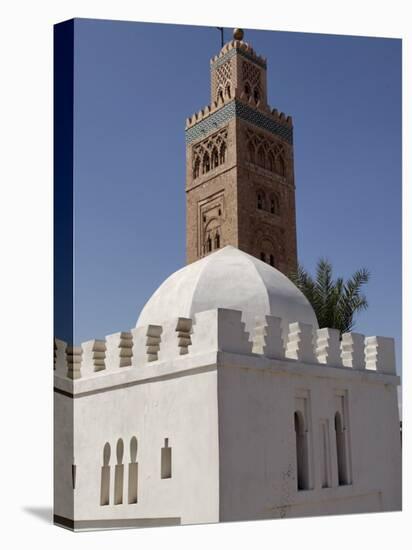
[137,246,317,334]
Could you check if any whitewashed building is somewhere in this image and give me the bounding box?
[54,246,401,530]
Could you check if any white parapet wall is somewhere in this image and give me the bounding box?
[54,308,399,385]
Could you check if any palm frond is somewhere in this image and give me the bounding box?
[288,260,370,334]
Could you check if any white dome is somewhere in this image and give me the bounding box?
[136,246,318,334]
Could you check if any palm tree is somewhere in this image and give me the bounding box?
[289,258,370,334]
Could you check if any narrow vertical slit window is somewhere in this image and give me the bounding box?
[294,411,310,490]
[335,412,349,486]
[161,438,172,479]
[100,442,111,506]
[72,462,77,490]
[320,420,331,488]
[114,438,124,505]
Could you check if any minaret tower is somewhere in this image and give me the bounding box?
[185,28,298,275]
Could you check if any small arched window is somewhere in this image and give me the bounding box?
[219,142,226,164]
[202,152,210,174]
[214,232,220,249]
[207,236,212,253]
[114,438,124,505]
[193,156,200,179]
[211,147,219,169]
[244,82,251,98]
[100,442,111,506]
[217,88,224,103]
[225,83,231,98]
[253,87,260,103]
[128,437,138,504]
[257,192,263,210]
[260,252,266,262]
[269,254,275,267]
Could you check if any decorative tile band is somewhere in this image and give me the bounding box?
[211,47,267,70]
[185,102,236,144]
[185,100,293,145]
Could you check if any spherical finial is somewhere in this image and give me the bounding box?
[233,28,244,41]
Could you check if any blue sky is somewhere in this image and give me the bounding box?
[72,19,401,371]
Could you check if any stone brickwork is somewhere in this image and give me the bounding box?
[185,32,298,275]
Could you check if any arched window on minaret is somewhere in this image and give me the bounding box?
[270,194,280,215]
[217,87,224,103]
[207,235,212,253]
[225,83,231,98]
[260,252,266,262]
[244,82,251,99]
[268,151,275,172]
[253,87,260,103]
[211,146,219,170]
[257,146,266,168]
[202,152,210,174]
[219,142,226,164]
[335,412,350,486]
[269,254,275,267]
[247,142,255,163]
[276,154,286,177]
[257,191,265,210]
[193,156,200,179]
[214,231,220,250]
[294,411,310,490]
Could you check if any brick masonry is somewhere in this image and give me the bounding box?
[185,38,298,276]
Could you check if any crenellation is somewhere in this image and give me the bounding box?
[105,331,133,370]
[156,318,191,361]
[185,96,292,137]
[341,332,365,370]
[81,339,106,376]
[53,313,399,383]
[365,336,396,374]
[53,309,400,386]
[54,338,68,377]
[191,308,252,355]
[316,328,343,367]
[285,322,316,363]
[66,345,82,379]
[252,315,284,359]
[176,317,193,355]
[216,308,253,354]
[145,324,162,362]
